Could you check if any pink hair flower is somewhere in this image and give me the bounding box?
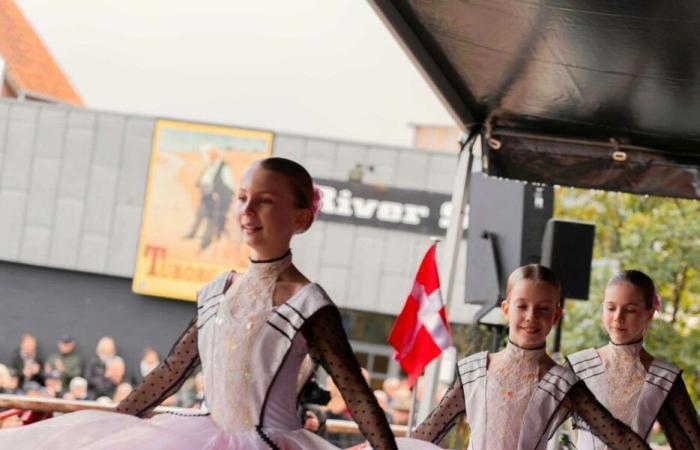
[310,183,324,218]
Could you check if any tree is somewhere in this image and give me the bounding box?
[555,188,700,406]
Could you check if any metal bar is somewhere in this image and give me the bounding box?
[0,394,409,437]
[417,127,479,423]
[490,128,700,159]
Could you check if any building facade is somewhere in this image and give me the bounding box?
[0,98,474,387]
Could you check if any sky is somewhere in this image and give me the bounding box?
[16,0,455,147]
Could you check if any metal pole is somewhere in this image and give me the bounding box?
[406,382,418,436]
[416,127,479,422]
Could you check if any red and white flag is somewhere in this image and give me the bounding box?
[388,244,452,386]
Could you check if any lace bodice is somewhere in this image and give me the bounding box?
[599,341,645,428]
[206,253,292,431]
[486,342,544,449]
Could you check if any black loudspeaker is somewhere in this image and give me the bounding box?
[540,219,595,301]
[465,173,553,305]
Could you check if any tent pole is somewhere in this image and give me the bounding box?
[417,126,479,423]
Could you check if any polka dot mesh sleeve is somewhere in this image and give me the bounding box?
[657,377,700,450]
[412,380,466,444]
[115,316,201,418]
[567,381,651,450]
[302,306,398,450]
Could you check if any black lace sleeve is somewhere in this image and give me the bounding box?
[657,376,700,450]
[301,306,398,450]
[567,381,651,450]
[115,315,201,418]
[412,379,466,444]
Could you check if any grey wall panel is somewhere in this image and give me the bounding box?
[271,134,305,162]
[48,197,84,267]
[115,119,152,207]
[59,112,95,199]
[34,108,66,158]
[395,151,429,190]
[320,222,355,267]
[18,226,51,265]
[1,104,37,190]
[318,265,349,305]
[0,190,26,259]
[348,228,386,311]
[83,165,119,235]
[0,261,196,381]
[106,205,142,277]
[93,114,126,167]
[426,154,457,192]
[25,157,61,228]
[76,234,109,273]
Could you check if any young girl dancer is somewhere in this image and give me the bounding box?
[410,265,652,450]
[0,158,440,450]
[567,270,700,449]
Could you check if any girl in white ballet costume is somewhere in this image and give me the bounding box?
[567,270,699,449]
[0,157,440,450]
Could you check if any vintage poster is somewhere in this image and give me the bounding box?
[132,119,274,301]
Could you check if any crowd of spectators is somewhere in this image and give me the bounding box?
[0,333,197,429]
[1,333,436,438]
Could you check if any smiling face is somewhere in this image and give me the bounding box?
[501,279,562,349]
[603,282,654,344]
[236,165,312,260]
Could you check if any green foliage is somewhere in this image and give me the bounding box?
[555,188,700,407]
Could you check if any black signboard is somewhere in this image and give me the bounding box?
[315,178,460,235]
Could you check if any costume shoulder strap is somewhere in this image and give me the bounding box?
[457,351,488,387]
[566,348,602,379]
[196,271,232,306]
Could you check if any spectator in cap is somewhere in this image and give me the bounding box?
[46,335,82,386]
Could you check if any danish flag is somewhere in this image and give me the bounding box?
[388,244,452,386]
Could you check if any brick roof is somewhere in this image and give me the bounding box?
[0,0,83,106]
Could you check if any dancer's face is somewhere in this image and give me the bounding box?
[501,280,562,349]
[602,282,653,344]
[236,165,311,259]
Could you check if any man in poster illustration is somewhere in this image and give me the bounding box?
[184,144,236,250]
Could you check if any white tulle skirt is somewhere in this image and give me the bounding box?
[0,410,441,450]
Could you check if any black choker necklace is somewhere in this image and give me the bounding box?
[508,339,546,351]
[610,338,643,346]
[249,249,291,264]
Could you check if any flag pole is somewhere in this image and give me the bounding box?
[416,128,479,423]
[406,380,418,436]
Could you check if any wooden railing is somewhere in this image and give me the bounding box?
[0,394,409,437]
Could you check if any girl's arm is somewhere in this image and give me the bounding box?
[302,306,398,450]
[566,381,651,450]
[115,316,201,417]
[657,376,700,449]
[411,379,466,444]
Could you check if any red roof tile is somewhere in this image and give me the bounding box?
[0,0,83,106]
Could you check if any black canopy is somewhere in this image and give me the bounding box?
[370,0,700,199]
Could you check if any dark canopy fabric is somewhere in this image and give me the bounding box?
[370,0,700,198]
